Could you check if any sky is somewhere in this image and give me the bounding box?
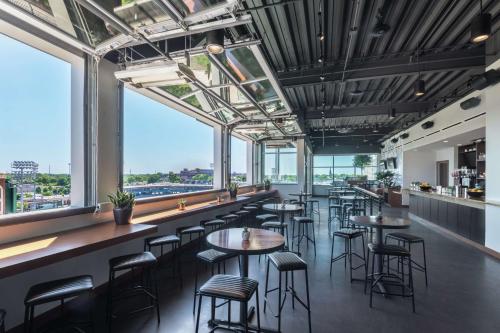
[0,32,247,175]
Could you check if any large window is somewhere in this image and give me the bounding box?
[313,154,378,185]
[123,88,214,198]
[231,136,247,184]
[0,33,72,215]
[264,146,297,184]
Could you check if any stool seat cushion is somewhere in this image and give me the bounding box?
[256,214,278,221]
[199,274,258,301]
[333,228,364,238]
[234,210,249,215]
[386,232,423,243]
[368,243,410,257]
[293,216,313,223]
[197,249,234,263]
[268,252,307,271]
[179,225,205,234]
[305,199,319,203]
[202,219,225,227]
[110,252,157,271]
[146,234,180,246]
[261,221,287,229]
[25,275,93,305]
[221,214,239,220]
[329,204,342,209]
[242,206,258,211]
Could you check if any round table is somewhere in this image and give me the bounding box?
[289,192,311,203]
[350,215,411,292]
[262,203,302,223]
[206,228,285,332]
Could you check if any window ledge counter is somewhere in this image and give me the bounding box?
[406,189,485,245]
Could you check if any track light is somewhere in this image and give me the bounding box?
[318,55,324,63]
[471,0,491,43]
[206,30,225,54]
[390,108,396,118]
[414,79,426,96]
[318,32,325,41]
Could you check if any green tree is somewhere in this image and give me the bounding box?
[353,155,372,175]
[168,172,182,183]
[147,173,162,184]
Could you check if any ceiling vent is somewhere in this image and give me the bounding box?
[460,97,481,110]
[421,121,434,130]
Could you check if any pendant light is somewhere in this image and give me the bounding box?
[414,40,425,96]
[471,0,491,43]
[206,30,225,54]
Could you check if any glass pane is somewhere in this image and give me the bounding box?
[313,155,333,168]
[334,155,355,167]
[215,47,266,83]
[334,167,355,180]
[160,84,194,98]
[262,100,286,114]
[313,167,333,185]
[278,152,297,183]
[113,0,170,28]
[170,0,228,16]
[190,54,213,85]
[264,152,277,182]
[7,0,120,47]
[231,136,247,184]
[242,80,277,102]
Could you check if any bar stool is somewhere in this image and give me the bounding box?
[305,199,320,223]
[385,232,428,286]
[193,249,237,314]
[328,203,342,232]
[365,244,415,312]
[0,309,4,333]
[292,216,316,256]
[106,252,160,330]
[242,206,259,227]
[195,274,260,333]
[262,220,289,247]
[177,225,206,250]
[144,234,182,287]
[264,252,311,333]
[330,228,366,282]
[24,275,94,333]
[200,218,225,233]
[232,209,250,227]
[217,213,239,227]
[256,213,278,225]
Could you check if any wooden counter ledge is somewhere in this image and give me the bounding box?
[0,223,157,279]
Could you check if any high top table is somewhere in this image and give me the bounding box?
[350,215,411,293]
[206,228,285,333]
[288,192,311,203]
[262,203,303,223]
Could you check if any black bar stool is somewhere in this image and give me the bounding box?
[24,275,94,333]
[144,234,182,287]
[192,249,237,314]
[256,213,278,226]
[328,203,342,233]
[330,228,366,282]
[106,252,160,330]
[264,252,311,333]
[217,213,239,227]
[195,274,260,333]
[177,225,206,251]
[262,220,290,247]
[385,232,428,286]
[305,199,320,223]
[231,209,250,227]
[365,244,415,312]
[200,218,225,232]
[292,216,316,256]
[242,206,259,227]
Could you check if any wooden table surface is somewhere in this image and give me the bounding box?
[349,215,412,229]
[206,228,285,255]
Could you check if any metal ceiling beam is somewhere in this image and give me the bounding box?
[304,101,430,119]
[279,47,485,88]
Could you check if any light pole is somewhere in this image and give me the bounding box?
[11,161,38,213]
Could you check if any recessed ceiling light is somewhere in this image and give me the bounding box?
[457,144,462,146]
[443,140,449,143]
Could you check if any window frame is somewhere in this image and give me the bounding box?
[0,20,87,224]
[312,154,379,185]
[264,146,298,184]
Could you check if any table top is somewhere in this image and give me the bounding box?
[349,215,411,229]
[262,203,303,212]
[289,193,311,197]
[339,195,358,201]
[206,228,285,255]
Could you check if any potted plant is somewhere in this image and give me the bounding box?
[228,182,239,199]
[178,198,187,210]
[376,170,395,188]
[242,226,250,241]
[264,179,271,191]
[108,190,135,225]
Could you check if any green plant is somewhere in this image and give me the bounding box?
[376,170,395,187]
[178,198,187,205]
[108,190,136,209]
[353,155,372,173]
[228,182,239,192]
[264,179,271,186]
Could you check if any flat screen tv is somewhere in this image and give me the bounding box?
[379,160,387,170]
[387,157,397,169]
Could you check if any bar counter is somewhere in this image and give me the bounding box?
[407,189,485,245]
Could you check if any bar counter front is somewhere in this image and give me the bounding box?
[407,190,485,245]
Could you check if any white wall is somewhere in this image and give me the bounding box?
[402,150,436,187]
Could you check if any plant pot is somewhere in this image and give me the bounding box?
[242,228,250,241]
[178,204,185,211]
[229,190,238,199]
[113,207,133,225]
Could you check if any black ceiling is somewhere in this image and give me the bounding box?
[242,0,500,148]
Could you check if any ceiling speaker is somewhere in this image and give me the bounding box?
[421,121,434,130]
[400,133,410,139]
[470,69,500,91]
[460,97,481,110]
[391,138,398,144]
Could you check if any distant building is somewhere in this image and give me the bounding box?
[179,168,213,183]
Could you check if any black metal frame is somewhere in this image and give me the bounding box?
[330,231,367,282]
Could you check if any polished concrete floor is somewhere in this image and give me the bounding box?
[71,199,500,333]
